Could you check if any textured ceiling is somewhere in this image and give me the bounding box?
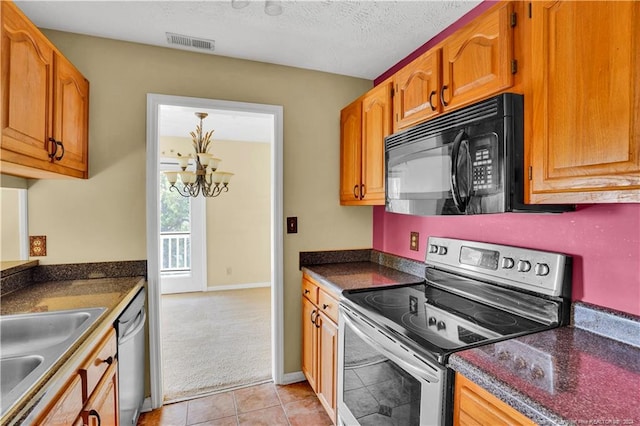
[14,0,481,80]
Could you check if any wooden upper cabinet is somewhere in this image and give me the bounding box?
[441,1,515,112]
[1,1,89,179]
[1,1,54,163]
[53,54,89,175]
[393,49,441,131]
[360,81,391,205]
[527,1,640,203]
[339,99,362,204]
[339,81,391,206]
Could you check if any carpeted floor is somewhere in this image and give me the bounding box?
[160,287,272,402]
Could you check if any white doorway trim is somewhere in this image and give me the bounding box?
[146,93,284,408]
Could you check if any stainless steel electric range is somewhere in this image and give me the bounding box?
[337,237,572,426]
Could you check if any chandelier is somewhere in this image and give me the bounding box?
[164,112,233,198]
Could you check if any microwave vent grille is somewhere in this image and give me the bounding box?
[386,96,501,150]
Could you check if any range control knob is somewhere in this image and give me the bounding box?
[429,244,439,254]
[436,321,446,331]
[501,257,515,269]
[428,316,437,326]
[535,263,550,276]
[514,356,527,370]
[517,260,532,273]
[531,365,545,380]
[438,246,448,255]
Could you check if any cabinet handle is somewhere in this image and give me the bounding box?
[360,184,365,199]
[88,409,101,426]
[47,137,58,160]
[314,312,321,328]
[440,85,449,107]
[55,141,65,161]
[429,90,437,111]
[310,309,317,324]
[102,356,113,365]
[353,184,359,199]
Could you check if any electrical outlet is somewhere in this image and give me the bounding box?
[30,235,47,256]
[287,217,298,234]
[410,232,419,251]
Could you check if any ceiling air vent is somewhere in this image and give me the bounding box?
[166,32,215,51]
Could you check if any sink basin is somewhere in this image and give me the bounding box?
[0,355,44,401]
[0,307,106,417]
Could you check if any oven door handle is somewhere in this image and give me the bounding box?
[342,310,440,384]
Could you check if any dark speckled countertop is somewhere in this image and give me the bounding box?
[449,304,640,425]
[302,261,425,295]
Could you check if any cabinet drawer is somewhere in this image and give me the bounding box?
[36,374,83,426]
[302,278,319,304]
[80,328,117,401]
[318,290,339,323]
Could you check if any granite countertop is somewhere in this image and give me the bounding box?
[449,316,640,425]
[0,276,145,425]
[302,261,425,295]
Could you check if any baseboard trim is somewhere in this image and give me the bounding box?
[281,371,306,385]
[207,282,271,292]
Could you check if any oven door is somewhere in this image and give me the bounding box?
[338,306,447,426]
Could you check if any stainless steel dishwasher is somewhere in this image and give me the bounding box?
[115,287,146,426]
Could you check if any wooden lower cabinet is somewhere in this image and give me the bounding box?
[36,327,119,426]
[301,273,338,424]
[81,361,119,426]
[453,373,535,426]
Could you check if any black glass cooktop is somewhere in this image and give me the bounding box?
[342,282,549,356]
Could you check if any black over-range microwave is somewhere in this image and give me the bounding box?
[385,93,573,216]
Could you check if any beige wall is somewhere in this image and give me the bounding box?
[27,30,372,374]
[1,188,22,260]
[160,135,271,287]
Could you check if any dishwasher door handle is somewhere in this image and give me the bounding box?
[120,310,146,344]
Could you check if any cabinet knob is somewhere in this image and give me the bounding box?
[322,303,329,310]
[103,356,113,365]
[304,289,310,295]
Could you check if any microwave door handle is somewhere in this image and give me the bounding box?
[450,129,468,213]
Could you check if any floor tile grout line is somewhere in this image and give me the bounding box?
[273,383,293,426]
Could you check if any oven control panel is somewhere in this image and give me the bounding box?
[426,237,571,298]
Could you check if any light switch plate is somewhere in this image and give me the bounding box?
[287,217,298,234]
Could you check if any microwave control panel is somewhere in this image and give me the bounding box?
[472,147,494,192]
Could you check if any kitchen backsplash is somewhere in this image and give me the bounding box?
[373,203,640,316]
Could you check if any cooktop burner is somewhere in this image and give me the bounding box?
[473,311,518,327]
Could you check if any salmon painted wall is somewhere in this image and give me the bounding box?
[373,204,640,316]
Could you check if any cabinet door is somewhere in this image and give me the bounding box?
[441,2,514,111]
[301,296,318,392]
[316,313,337,424]
[53,54,89,177]
[82,361,119,426]
[454,373,535,426]
[360,82,391,205]
[36,375,84,426]
[1,1,54,163]
[393,49,441,131]
[528,1,640,203]
[340,99,363,204]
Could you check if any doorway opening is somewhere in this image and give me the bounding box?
[146,94,284,408]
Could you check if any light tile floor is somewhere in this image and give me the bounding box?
[137,381,333,426]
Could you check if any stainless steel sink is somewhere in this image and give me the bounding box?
[0,307,106,416]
